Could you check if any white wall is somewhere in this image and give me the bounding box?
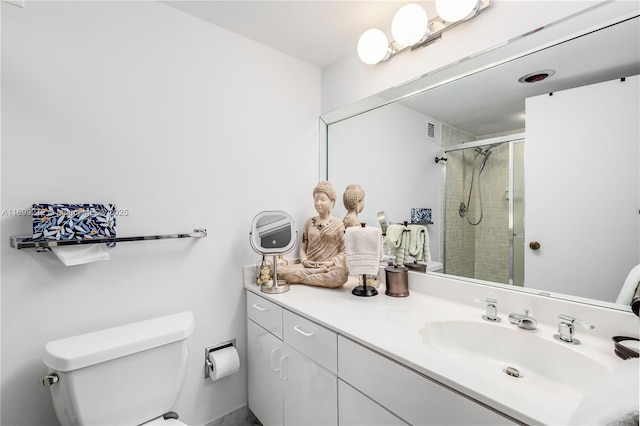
[321,0,620,115]
[327,103,442,261]
[0,2,320,425]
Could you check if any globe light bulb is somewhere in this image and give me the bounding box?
[391,3,429,47]
[435,0,479,22]
[357,28,389,65]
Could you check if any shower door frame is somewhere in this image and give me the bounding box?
[442,132,525,285]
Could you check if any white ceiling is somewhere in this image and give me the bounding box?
[162,1,432,68]
[161,2,639,135]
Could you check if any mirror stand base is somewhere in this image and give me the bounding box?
[261,280,290,294]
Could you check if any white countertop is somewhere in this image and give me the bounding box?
[244,269,632,425]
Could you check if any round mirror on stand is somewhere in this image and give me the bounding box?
[249,210,297,294]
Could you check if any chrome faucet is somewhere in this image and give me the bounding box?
[473,298,501,322]
[508,310,537,330]
[553,314,594,345]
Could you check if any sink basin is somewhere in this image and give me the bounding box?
[420,320,612,397]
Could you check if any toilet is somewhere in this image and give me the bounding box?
[427,260,444,273]
[41,311,194,426]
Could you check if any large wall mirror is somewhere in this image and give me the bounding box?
[323,4,639,310]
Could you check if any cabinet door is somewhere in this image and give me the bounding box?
[338,379,408,426]
[338,336,515,425]
[248,320,283,426]
[281,345,338,426]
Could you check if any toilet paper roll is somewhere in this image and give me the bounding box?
[208,346,240,381]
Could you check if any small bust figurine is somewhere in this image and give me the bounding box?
[343,184,365,228]
[277,181,349,288]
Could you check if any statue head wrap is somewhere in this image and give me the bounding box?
[313,181,337,203]
[343,184,364,210]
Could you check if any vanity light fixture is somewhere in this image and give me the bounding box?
[357,0,490,65]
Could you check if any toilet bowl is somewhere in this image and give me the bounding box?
[42,311,194,426]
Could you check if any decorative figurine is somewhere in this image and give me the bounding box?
[278,181,349,288]
[342,184,365,228]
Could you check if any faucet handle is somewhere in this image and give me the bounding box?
[558,314,595,330]
[554,314,594,344]
[473,298,501,322]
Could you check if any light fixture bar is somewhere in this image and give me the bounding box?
[413,0,491,52]
[379,0,491,63]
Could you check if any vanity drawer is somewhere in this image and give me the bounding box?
[247,291,283,339]
[338,336,515,426]
[283,309,337,374]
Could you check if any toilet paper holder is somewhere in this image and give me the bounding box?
[204,339,236,379]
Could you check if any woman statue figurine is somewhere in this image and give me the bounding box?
[342,184,365,228]
[278,181,349,288]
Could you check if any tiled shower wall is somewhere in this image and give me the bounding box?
[441,124,522,284]
[441,124,477,279]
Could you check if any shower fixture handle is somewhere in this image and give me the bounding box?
[529,241,541,250]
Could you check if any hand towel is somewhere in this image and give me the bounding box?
[406,224,431,263]
[345,226,382,276]
[51,244,110,266]
[384,224,407,248]
[615,264,640,305]
[568,358,639,425]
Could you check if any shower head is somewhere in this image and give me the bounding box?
[479,148,492,173]
[474,146,492,156]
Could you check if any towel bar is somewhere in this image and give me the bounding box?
[10,228,207,251]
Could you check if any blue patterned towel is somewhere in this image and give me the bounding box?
[32,204,116,241]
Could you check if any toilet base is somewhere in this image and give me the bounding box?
[141,414,187,425]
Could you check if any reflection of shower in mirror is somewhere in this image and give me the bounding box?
[443,136,525,286]
[460,145,493,226]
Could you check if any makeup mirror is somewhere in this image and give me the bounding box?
[249,210,297,294]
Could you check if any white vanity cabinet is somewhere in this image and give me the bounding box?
[338,336,517,425]
[246,291,338,426]
[338,379,409,426]
[247,288,518,426]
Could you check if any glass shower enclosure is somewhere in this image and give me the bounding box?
[441,134,525,286]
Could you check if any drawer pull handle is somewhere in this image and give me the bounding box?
[270,348,280,372]
[252,303,268,312]
[293,325,315,337]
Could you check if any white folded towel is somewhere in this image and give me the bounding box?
[406,224,431,263]
[616,264,640,305]
[568,358,639,425]
[51,244,110,266]
[345,226,382,276]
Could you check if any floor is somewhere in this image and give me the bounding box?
[205,406,262,426]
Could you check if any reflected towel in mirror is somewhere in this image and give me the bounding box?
[406,224,431,263]
[384,224,408,266]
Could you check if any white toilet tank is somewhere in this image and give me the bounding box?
[42,311,194,426]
